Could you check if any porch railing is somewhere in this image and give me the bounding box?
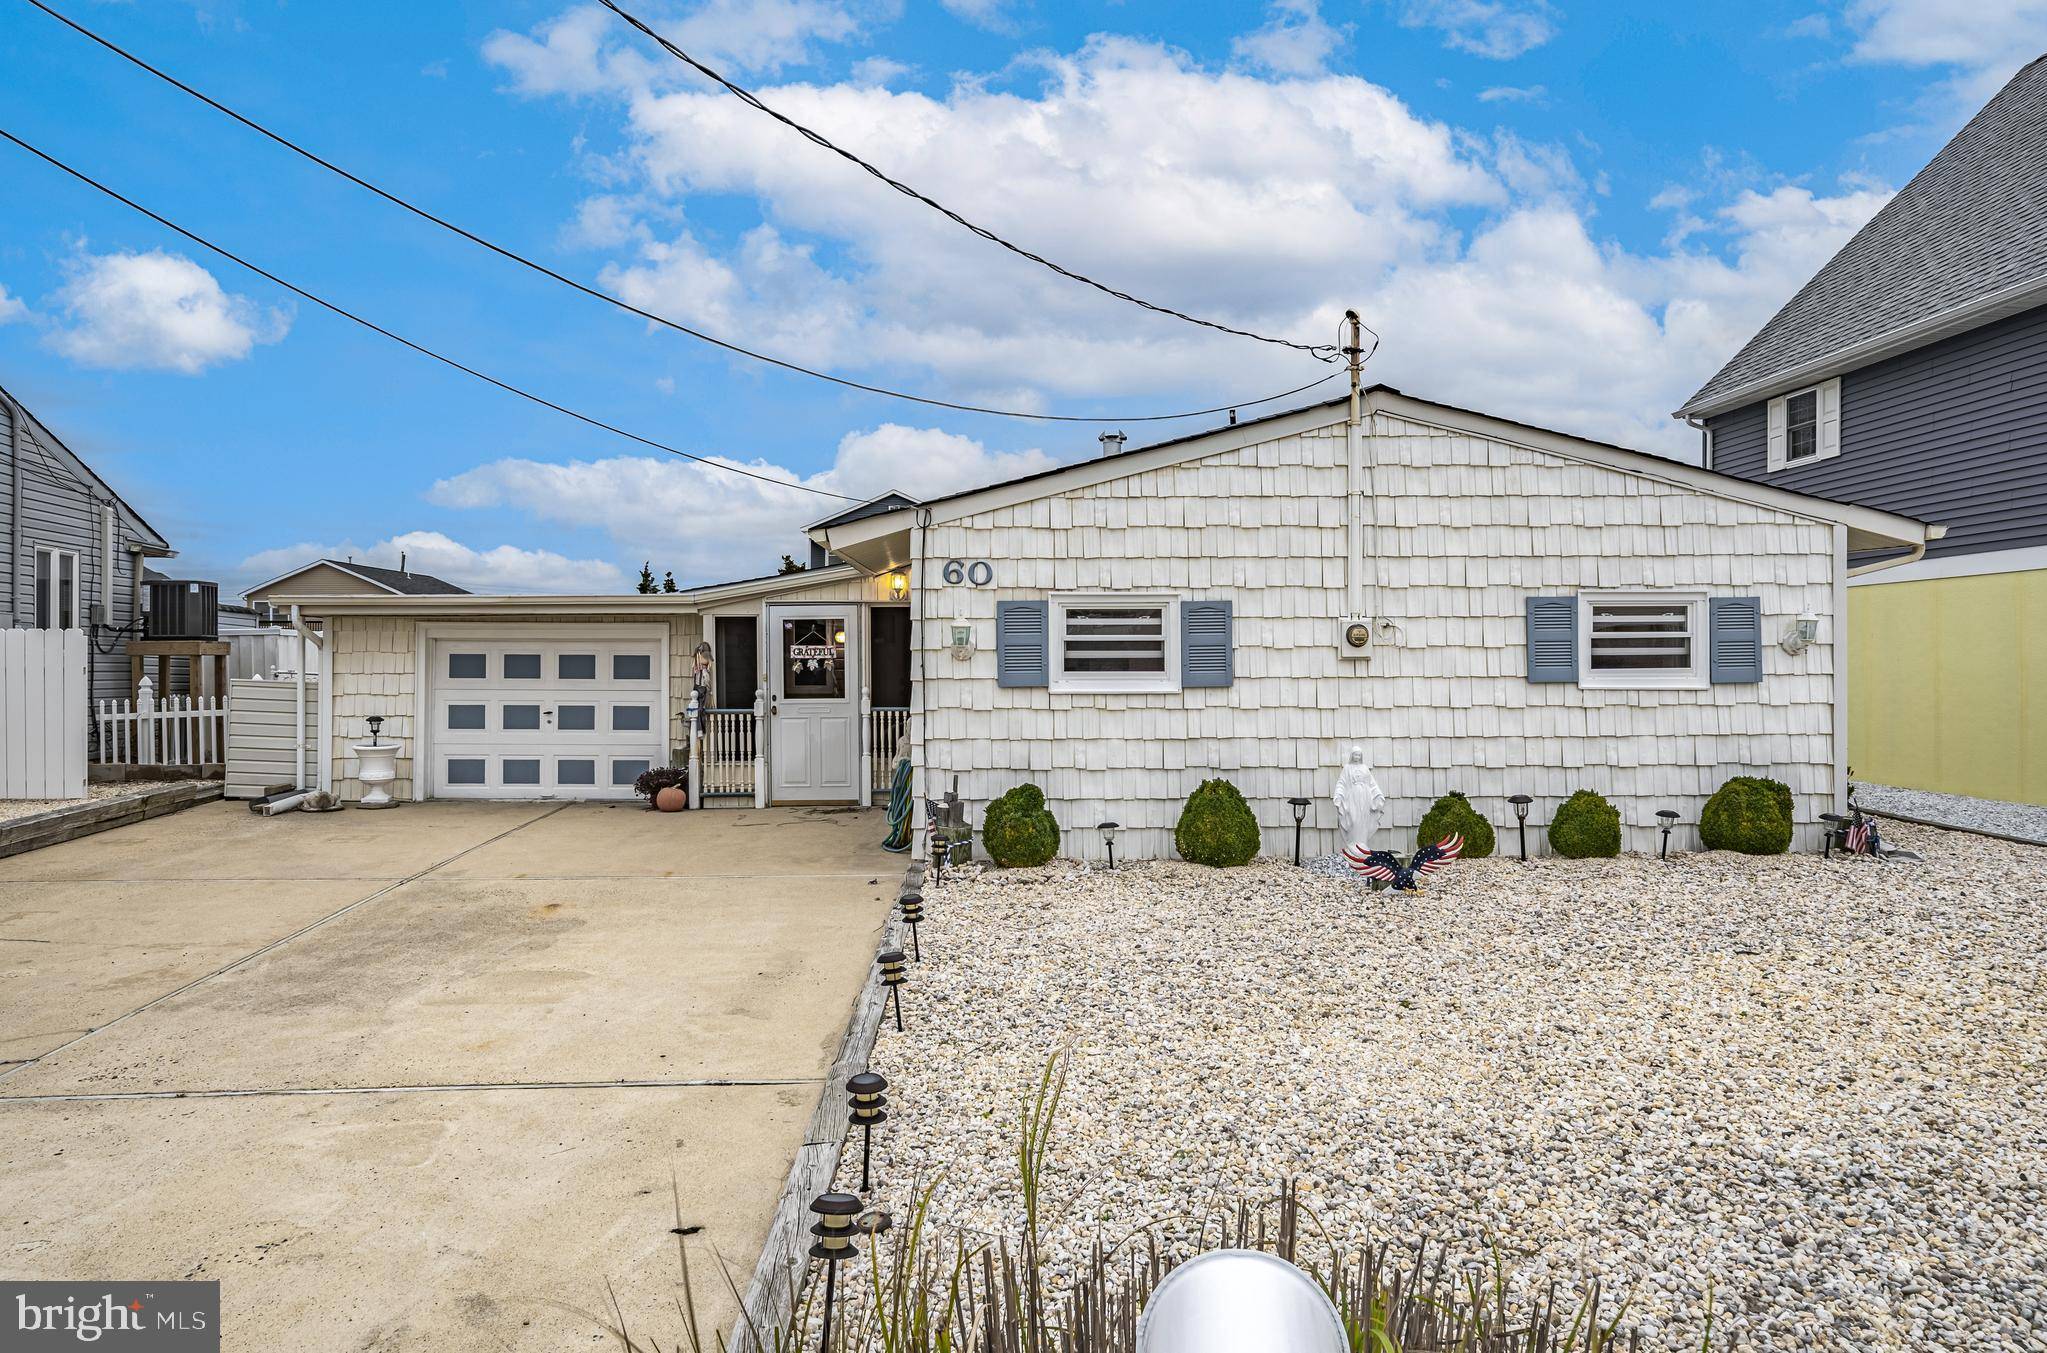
[871,706,909,794]
[698,707,759,801]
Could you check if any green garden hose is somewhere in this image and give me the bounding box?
[882,754,913,852]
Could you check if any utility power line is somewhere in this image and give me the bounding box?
[597,0,1345,364]
[21,0,1345,425]
[0,127,873,501]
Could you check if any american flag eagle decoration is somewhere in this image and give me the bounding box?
[1344,833,1465,891]
[1845,815,1881,856]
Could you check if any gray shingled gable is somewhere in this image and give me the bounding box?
[330,560,469,595]
[1677,52,2047,416]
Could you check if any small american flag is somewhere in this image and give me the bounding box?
[1846,817,1879,855]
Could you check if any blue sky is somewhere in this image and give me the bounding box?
[1,0,2041,593]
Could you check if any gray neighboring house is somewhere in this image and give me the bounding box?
[1,382,176,705]
[1675,51,2047,560]
[1673,52,2047,805]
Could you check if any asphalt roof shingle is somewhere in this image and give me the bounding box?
[1677,53,2047,416]
[330,561,469,595]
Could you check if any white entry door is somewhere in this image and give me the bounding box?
[769,605,859,802]
[428,634,665,799]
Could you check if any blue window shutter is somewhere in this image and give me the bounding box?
[1525,596,1578,683]
[1181,600,1233,688]
[995,600,1048,688]
[1710,596,1764,683]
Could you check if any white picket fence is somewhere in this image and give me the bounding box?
[0,628,88,800]
[95,676,225,767]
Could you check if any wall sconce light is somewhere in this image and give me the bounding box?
[1780,613,1820,654]
[1097,821,1119,869]
[1656,808,1679,860]
[834,627,848,646]
[887,571,908,601]
[1287,797,1311,866]
[1508,794,1532,862]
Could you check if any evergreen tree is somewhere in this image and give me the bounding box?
[635,562,656,594]
[778,554,806,574]
[662,571,678,593]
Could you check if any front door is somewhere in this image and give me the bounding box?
[770,606,859,802]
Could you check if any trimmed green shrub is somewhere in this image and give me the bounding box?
[1416,791,1496,858]
[1699,775,1794,855]
[1548,789,1621,859]
[983,783,1060,867]
[1174,778,1262,867]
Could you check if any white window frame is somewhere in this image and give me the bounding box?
[1765,377,1841,472]
[33,546,80,630]
[1577,590,1707,691]
[1049,593,1179,694]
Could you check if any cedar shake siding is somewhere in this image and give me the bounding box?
[1707,301,2047,561]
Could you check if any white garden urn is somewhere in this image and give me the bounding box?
[352,739,401,809]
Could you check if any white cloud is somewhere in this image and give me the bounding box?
[1233,0,1349,77]
[937,0,1016,31]
[0,282,27,325]
[484,0,884,95]
[1841,0,2047,114]
[851,54,913,86]
[1478,83,1548,103]
[48,249,288,374]
[1396,0,1558,60]
[428,423,1059,582]
[1784,13,1831,39]
[239,531,624,595]
[485,18,1894,466]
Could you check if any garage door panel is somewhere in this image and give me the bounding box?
[428,636,665,801]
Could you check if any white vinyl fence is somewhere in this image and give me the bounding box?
[225,677,318,799]
[0,628,88,800]
[228,629,310,680]
[95,676,225,767]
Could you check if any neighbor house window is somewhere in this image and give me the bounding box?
[1578,592,1705,690]
[34,547,78,629]
[1766,377,1840,471]
[1050,594,1178,694]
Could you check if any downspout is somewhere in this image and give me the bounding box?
[289,604,315,790]
[1682,414,1709,469]
[1847,524,1945,579]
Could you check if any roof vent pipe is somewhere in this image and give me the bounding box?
[399,550,407,574]
[1098,431,1126,457]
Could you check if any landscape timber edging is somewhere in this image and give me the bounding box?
[725,859,918,1353]
[0,781,224,860]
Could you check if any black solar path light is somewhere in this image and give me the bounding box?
[899,889,925,961]
[1097,821,1119,869]
[1508,794,1533,861]
[1288,797,1311,866]
[847,1071,888,1193]
[878,948,909,1032]
[1820,812,1849,860]
[808,1191,861,1353]
[1657,809,1680,860]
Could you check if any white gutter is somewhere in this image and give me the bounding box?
[1345,312,1365,621]
[1846,524,1947,579]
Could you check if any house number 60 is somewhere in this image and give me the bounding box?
[942,560,993,586]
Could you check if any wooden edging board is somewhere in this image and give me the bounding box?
[725,859,918,1353]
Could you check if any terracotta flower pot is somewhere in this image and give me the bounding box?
[654,786,687,812]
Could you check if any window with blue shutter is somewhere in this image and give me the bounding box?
[995,600,1049,688]
[1180,600,1233,687]
[1709,596,1764,683]
[1525,596,1578,683]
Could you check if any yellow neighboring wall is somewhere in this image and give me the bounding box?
[1849,566,2047,805]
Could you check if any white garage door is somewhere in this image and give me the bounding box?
[428,635,665,800]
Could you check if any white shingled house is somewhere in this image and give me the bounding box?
[265,385,1934,857]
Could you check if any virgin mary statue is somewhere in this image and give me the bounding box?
[1333,746,1386,856]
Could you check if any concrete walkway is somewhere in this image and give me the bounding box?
[0,800,899,1350]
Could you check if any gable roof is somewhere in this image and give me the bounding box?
[0,381,174,554]
[1677,53,2047,418]
[804,490,919,533]
[249,558,469,599]
[813,384,1934,569]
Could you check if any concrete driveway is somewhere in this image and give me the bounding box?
[0,800,899,1350]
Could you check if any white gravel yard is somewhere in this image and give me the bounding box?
[856,823,2047,1352]
[1856,782,2047,847]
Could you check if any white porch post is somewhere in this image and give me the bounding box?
[685,688,703,811]
[859,682,873,808]
[752,684,768,809]
[137,675,156,766]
